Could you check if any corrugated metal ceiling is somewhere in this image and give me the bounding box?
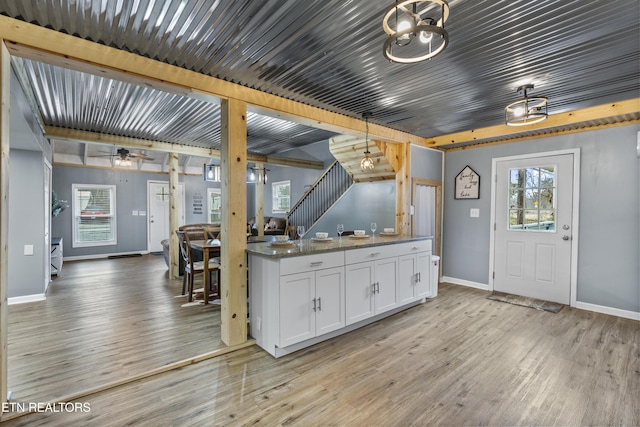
[0,0,638,155]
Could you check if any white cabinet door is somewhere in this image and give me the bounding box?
[279,271,316,348]
[315,266,345,336]
[374,257,398,314]
[415,251,432,298]
[398,254,416,304]
[345,262,375,325]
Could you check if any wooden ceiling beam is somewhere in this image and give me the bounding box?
[44,126,325,170]
[422,98,640,148]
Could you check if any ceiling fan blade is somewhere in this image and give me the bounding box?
[128,153,154,161]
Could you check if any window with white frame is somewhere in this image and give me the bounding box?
[207,188,222,223]
[72,184,117,247]
[272,180,290,214]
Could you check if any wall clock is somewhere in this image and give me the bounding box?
[455,165,480,199]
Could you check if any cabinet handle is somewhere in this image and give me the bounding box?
[417,272,421,282]
[376,282,380,294]
[317,297,322,311]
[312,297,317,312]
[371,283,376,294]
[370,252,380,257]
[310,261,324,267]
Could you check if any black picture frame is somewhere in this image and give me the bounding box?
[455,165,480,199]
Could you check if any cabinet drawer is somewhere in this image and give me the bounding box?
[394,240,432,255]
[345,244,398,264]
[280,251,344,276]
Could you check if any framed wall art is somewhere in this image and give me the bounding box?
[455,165,480,199]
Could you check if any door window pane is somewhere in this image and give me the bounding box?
[508,166,556,231]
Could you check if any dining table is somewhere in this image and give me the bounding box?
[188,235,277,304]
[188,239,221,304]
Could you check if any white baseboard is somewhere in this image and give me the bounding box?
[441,276,489,291]
[64,251,149,262]
[9,294,45,305]
[574,301,640,321]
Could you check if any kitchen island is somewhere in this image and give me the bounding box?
[247,235,435,357]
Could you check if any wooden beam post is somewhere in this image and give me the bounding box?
[395,143,411,234]
[255,162,265,237]
[220,98,248,346]
[168,153,180,279]
[0,39,10,405]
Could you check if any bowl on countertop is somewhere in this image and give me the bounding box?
[274,235,289,242]
[383,228,394,233]
[354,229,365,236]
[315,232,329,239]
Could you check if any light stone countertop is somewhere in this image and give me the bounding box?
[246,234,433,259]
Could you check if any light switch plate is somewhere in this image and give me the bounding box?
[470,208,480,218]
[24,244,34,256]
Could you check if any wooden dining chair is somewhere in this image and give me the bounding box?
[177,231,221,302]
[203,226,221,240]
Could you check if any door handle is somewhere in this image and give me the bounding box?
[562,235,570,241]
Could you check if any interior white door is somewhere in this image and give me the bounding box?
[148,181,184,252]
[494,153,574,304]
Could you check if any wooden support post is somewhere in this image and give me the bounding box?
[0,40,10,405]
[395,142,411,234]
[220,98,248,346]
[168,153,180,279]
[255,161,265,237]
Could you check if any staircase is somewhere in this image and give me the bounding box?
[286,135,399,231]
[286,160,354,231]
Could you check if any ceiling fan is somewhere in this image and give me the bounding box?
[92,147,154,165]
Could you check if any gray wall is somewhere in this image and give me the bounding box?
[411,145,443,182]
[8,68,52,299]
[309,181,397,237]
[443,125,640,312]
[51,167,243,258]
[8,150,46,298]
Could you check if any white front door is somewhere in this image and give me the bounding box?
[493,153,576,304]
[148,181,185,253]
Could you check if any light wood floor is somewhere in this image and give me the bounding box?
[7,254,226,404]
[3,279,638,426]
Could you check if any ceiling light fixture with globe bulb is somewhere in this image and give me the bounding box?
[504,84,548,126]
[382,0,450,64]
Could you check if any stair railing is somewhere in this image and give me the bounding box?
[286,160,354,231]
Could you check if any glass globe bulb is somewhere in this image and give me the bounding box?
[360,154,375,170]
[419,30,433,43]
